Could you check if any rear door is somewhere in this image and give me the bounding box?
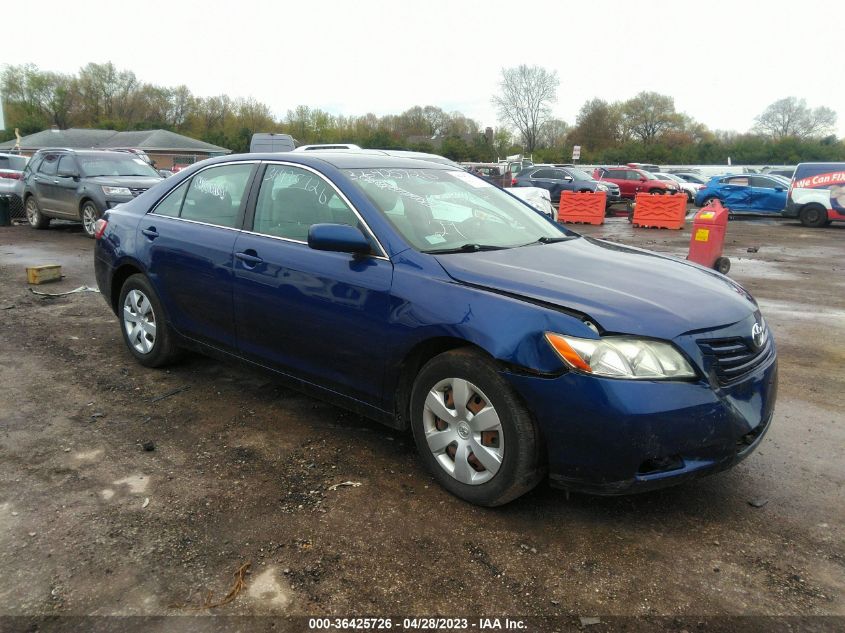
[750,175,787,213]
[720,176,753,210]
[32,153,61,213]
[524,169,557,197]
[232,162,394,406]
[141,162,257,350]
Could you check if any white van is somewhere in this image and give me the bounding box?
[784,162,845,227]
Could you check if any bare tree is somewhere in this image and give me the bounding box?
[491,65,558,152]
[754,97,837,139]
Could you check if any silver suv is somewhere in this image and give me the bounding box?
[22,149,163,237]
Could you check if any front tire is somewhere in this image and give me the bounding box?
[81,201,101,238]
[118,274,180,368]
[410,348,543,506]
[799,205,828,228]
[25,196,50,229]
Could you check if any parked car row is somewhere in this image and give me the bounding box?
[513,165,623,208]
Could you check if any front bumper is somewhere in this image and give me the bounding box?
[503,322,778,495]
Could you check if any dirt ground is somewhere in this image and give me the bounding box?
[0,215,843,629]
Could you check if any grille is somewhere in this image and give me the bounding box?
[129,187,149,197]
[698,335,773,384]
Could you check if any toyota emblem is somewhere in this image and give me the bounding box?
[751,322,765,349]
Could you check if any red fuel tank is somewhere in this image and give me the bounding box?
[688,200,730,274]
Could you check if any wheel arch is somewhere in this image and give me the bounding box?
[110,261,146,314]
[391,336,484,431]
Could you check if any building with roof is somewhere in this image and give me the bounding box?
[0,127,230,169]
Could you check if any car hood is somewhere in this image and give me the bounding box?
[434,237,756,338]
[84,175,163,188]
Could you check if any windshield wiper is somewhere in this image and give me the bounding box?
[423,243,510,254]
[520,236,574,247]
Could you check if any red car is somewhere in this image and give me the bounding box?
[593,166,680,199]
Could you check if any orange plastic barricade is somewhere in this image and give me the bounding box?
[632,193,687,229]
[558,191,606,225]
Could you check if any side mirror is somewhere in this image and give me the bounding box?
[639,177,648,182]
[57,168,79,179]
[774,186,785,191]
[562,175,573,182]
[308,223,372,255]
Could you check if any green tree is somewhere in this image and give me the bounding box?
[621,92,680,144]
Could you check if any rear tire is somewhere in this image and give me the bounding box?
[25,196,50,229]
[799,205,828,228]
[410,348,543,506]
[117,274,180,368]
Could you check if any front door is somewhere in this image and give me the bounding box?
[232,162,394,406]
[54,155,81,216]
[750,176,787,213]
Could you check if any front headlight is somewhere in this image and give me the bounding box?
[596,184,609,191]
[545,332,696,379]
[102,186,132,196]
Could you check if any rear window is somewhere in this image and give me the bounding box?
[0,155,27,170]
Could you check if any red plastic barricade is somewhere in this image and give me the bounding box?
[688,199,731,273]
[558,191,606,225]
[632,192,686,229]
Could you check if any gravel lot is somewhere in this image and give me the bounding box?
[0,216,842,630]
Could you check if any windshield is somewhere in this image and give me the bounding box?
[771,175,791,186]
[344,168,571,252]
[78,155,160,178]
[641,171,659,179]
[565,168,594,181]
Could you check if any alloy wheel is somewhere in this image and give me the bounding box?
[26,199,39,226]
[123,289,157,354]
[422,378,504,485]
[82,204,98,236]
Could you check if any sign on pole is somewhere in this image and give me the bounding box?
[572,145,581,161]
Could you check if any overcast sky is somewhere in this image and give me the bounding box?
[6,0,844,136]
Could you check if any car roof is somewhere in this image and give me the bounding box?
[216,151,456,170]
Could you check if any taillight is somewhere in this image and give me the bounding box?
[511,177,518,186]
[0,171,21,180]
[94,218,108,239]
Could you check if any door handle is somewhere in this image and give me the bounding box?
[235,250,264,267]
[141,227,159,239]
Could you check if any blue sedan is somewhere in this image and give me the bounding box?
[94,152,777,506]
[695,174,789,214]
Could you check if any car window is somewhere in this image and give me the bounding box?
[38,155,59,176]
[252,164,359,241]
[346,167,568,252]
[725,176,750,186]
[57,155,77,174]
[180,164,253,228]
[605,170,625,179]
[0,155,27,170]
[531,169,555,179]
[151,180,189,218]
[627,171,642,180]
[751,176,779,189]
[26,155,43,174]
[77,154,160,178]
